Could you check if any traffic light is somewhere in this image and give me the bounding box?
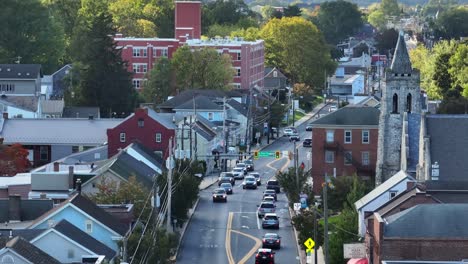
[254,151,259,159]
[275,151,281,159]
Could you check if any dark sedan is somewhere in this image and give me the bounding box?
[303,138,312,147]
[244,160,255,171]
[218,176,234,186]
[220,183,233,194]
[242,176,257,189]
[262,233,281,249]
[212,188,227,202]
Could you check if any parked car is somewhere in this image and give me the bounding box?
[218,176,234,186]
[258,201,276,218]
[235,163,248,175]
[212,188,227,203]
[255,248,275,264]
[231,168,245,179]
[262,233,281,249]
[266,180,280,193]
[244,160,254,171]
[262,213,279,229]
[289,133,300,142]
[242,176,257,189]
[249,172,261,186]
[220,182,233,194]
[303,138,312,147]
[263,190,277,201]
[305,123,313,131]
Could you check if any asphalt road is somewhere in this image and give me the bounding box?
[176,107,330,264]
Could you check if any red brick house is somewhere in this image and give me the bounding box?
[310,106,380,194]
[107,108,176,158]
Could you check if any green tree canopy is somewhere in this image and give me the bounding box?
[260,17,336,92]
[409,44,439,99]
[69,1,137,117]
[381,0,400,17]
[368,9,387,31]
[0,0,65,73]
[142,57,173,105]
[230,27,261,41]
[202,0,256,34]
[171,46,235,91]
[432,7,468,40]
[450,42,468,98]
[283,5,302,17]
[313,0,363,45]
[375,28,399,56]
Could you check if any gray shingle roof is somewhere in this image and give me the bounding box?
[385,204,468,238]
[54,219,116,259]
[125,142,165,172]
[426,115,468,181]
[109,151,157,188]
[310,106,380,127]
[62,106,100,118]
[0,64,42,79]
[0,199,54,223]
[0,96,39,112]
[0,118,122,145]
[41,100,64,114]
[226,99,247,116]
[158,89,228,110]
[390,32,412,74]
[146,108,177,129]
[174,95,223,111]
[0,236,60,264]
[0,229,45,241]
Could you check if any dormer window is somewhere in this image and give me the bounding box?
[138,118,144,127]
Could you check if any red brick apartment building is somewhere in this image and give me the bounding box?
[114,1,264,90]
[310,106,379,194]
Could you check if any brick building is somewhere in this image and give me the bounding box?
[114,1,264,90]
[107,108,176,158]
[369,204,468,264]
[309,106,379,194]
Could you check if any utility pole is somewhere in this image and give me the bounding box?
[189,116,193,159]
[166,138,173,233]
[323,173,329,264]
[223,97,228,172]
[267,92,271,144]
[294,140,299,191]
[292,93,295,127]
[314,206,318,264]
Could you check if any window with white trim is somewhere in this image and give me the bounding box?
[344,130,352,144]
[1,255,14,263]
[273,71,278,77]
[85,220,93,233]
[138,118,144,127]
[154,151,163,158]
[237,52,241,60]
[325,150,334,163]
[142,64,147,73]
[120,132,126,142]
[389,191,398,199]
[344,151,352,165]
[162,48,168,57]
[236,68,241,77]
[326,130,334,143]
[132,79,141,89]
[362,130,370,144]
[361,151,370,165]
[133,64,139,73]
[155,133,162,143]
[132,47,147,57]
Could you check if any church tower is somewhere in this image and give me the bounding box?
[375,32,421,185]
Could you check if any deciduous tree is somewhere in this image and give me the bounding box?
[0,0,65,73]
[432,7,468,40]
[260,17,336,91]
[368,9,387,31]
[313,0,363,45]
[0,144,31,176]
[142,57,174,105]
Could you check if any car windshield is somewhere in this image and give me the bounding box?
[214,189,225,194]
[263,197,274,202]
[251,174,260,178]
[264,215,277,220]
[221,183,232,187]
[221,177,231,181]
[305,139,311,142]
[244,160,253,165]
[233,168,242,172]
[237,163,246,167]
[268,181,279,185]
[264,234,278,239]
[264,190,275,194]
[261,203,274,208]
[221,172,234,177]
[246,177,255,181]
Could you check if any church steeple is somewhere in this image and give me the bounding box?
[390,31,412,74]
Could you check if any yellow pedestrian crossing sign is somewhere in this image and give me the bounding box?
[304,238,315,253]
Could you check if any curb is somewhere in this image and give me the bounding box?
[171,177,218,261]
[289,207,306,264]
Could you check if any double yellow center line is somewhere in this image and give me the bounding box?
[225,212,262,264]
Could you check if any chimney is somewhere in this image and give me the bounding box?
[8,195,21,222]
[2,112,7,120]
[39,193,47,199]
[407,181,416,191]
[53,162,60,172]
[76,178,82,195]
[68,166,74,189]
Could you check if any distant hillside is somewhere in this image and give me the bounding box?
[246,0,468,7]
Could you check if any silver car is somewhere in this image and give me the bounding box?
[258,201,276,218]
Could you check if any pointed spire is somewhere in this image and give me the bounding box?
[390,31,412,74]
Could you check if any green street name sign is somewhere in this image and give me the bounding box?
[259,151,274,157]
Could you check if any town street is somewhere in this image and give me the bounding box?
[176,115,321,264]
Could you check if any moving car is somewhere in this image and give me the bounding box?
[220,182,233,194]
[231,168,245,180]
[258,202,276,218]
[266,180,280,193]
[244,160,255,171]
[329,105,338,112]
[255,248,275,264]
[219,172,235,183]
[262,233,281,249]
[262,196,275,204]
[262,213,279,229]
[249,172,261,186]
[212,188,227,203]
[235,163,248,175]
[303,138,312,147]
[242,176,257,189]
[283,128,294,137]
[263,190,277,201]
[218,176,234,186]
[305,123,313,131]
[289,133,300,142]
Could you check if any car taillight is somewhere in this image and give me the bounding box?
[262,239,266,242]
[256,253,259,258]
[276,239,280,242]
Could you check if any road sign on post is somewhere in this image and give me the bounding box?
[293,203,301,211]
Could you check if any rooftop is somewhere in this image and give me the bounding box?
[0,64,42,79]
[186,37,263,46]
[310,106,380,127]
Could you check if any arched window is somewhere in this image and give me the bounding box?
[406,93,412,113]
[392,93,398,113]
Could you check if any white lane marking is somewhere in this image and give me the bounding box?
[241,215,249,218]
[241,225,250,229]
